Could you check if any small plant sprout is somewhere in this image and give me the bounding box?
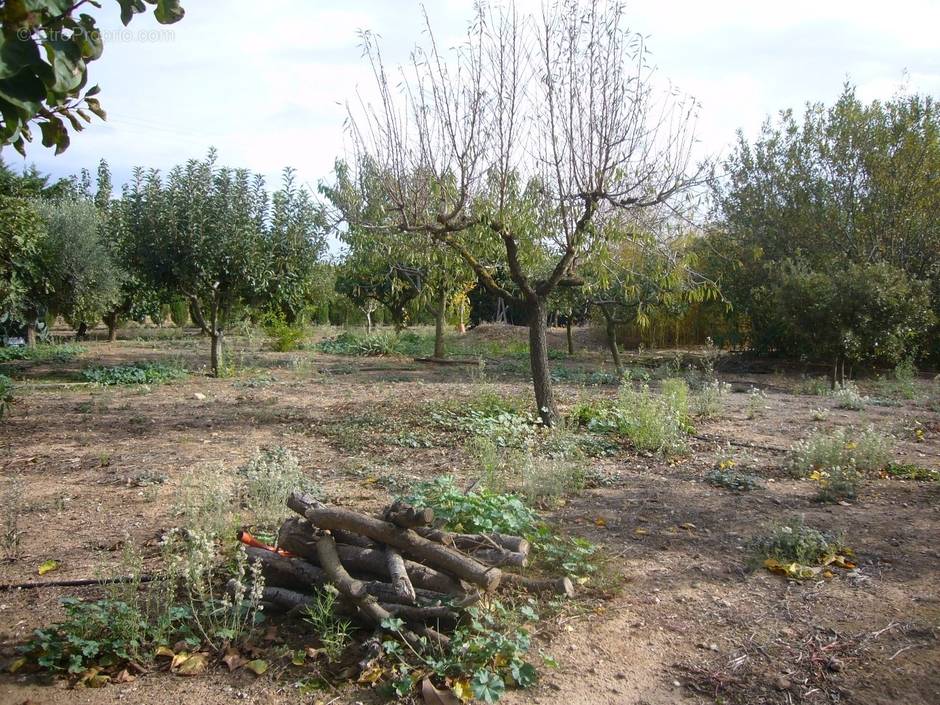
[745,386,767,419]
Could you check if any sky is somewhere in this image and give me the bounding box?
[8,0,940,193]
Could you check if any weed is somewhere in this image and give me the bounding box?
[302,586,353,662]
[174,463,237,537]
[830,381,868,410]
[430,392,538,448]
[83,361,187,386]
[810,465,861,503]
[787,426,893,477]
[882,462,939,482]
[618,383,690,455]
[262,314,306,352]
[745,386,767,419]
[706,459,761,491]
[238,446,311,531]
[1,474,24,559]
[873,359,919,401]
[751,517,847,566]
[317,331,404,356]
[810,407,830,422]
[794,376,831,396]
[527,526,598,580]
[402,476,537,535]
[692,379,731,418]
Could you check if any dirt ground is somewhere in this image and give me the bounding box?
[1,324,938,705]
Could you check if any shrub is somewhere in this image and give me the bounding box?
[262,314,305,352]
[788,426,893,477]
[168,298,189,327]
[83,361,187,386]
[617,383,690,456]
[401,476,537,535]
[745,386,767,419]
[317,331,402,356]
[174,464,237,537]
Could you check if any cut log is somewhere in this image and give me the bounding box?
[277,517,461,594]
[500,572,576,597]
[245,546,447,604]
[385,547,417,604]
[383,500,434,528]
[316,532,449,647]
[257,585,459,623]
[288,492,501,591]
[415,527,530,556]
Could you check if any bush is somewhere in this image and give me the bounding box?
[402,476,537,535]
[262,314,306,352]
[794,376,831,396]
[692,379,731,418]
[168,298,189,327]
[706,459,761,491]
[787,426,893,477]
[811,464,861,503]
[83,361,187,386]
[317,331,403,356]
[617,383,690,455]
[873,359,919,401]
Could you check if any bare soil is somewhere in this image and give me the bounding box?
[1,325,938,705]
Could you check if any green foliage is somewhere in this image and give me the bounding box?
[0,194,45,319]
[751,517,847,567]
[402,476,537,535]
[787,426,894,477]
[317,330,402,356]
[794,376,832,396]
[527,526,598,580]
[0,342,85,363]
[0,373,12,419]
[83,361,187,386]
[873,359,920,401]
[883,462,939,482]
[708,86,940,364]
[430,393,539,449]
[812,464,861,503]
[0,1,184,155]
[691,379,731,418]
[168,298,189,327]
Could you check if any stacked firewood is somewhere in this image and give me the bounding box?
[241,491,574,647]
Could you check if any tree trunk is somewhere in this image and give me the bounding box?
[365,310,373,335]
[602,308,622,375]
[25,322,37,347]
[75,322,88,341]
[526,296,557,427]
[566,312,574,355]
[433,286,447,359]
[107,318,118,342]
[210,330,223,377]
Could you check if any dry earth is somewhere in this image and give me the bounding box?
[0,325,938,705]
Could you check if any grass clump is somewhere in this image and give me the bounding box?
[302,586,353,662]
[0,343,85,363]
[793,376,831,396]
[83,361,187,386]
[809,465,861,502]
[317,331,409,357]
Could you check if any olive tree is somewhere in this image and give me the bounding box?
[341,0,701,424]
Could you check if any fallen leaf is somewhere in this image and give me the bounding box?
[358,665,385,684]
[223,648,245,672]
[594,517,607,527]
[7,657,27,673]
[633,527,648,537]
[421,677,460,705]
[244,659,268,676]
[154,646,175,658]
[174,652,208,677]
[451,678,473,703]
[37,559,60,576]
[113,669,136,684]
[678,523,697,531]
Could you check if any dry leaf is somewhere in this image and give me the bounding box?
[223,648,245,672]
[422,677,460,705]
[154,645,175,658]
[358,665,385,684]
[678,523,697,531]
[451,678,473,703]
[172,652,208,676]
[113,669,136,684]
[7,657,27,673]
[594,517,607,527]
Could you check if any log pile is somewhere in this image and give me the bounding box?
[243,491,574,645]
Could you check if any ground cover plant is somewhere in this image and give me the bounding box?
[83,361,188,386]
[0,343,86,364]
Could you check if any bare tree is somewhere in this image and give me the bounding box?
[343,0,702,425]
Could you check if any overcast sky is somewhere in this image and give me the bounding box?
[9,0,940,193]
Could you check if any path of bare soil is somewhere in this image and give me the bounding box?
[1,326,938,705]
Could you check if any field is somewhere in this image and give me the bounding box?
[1,324,939,705]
